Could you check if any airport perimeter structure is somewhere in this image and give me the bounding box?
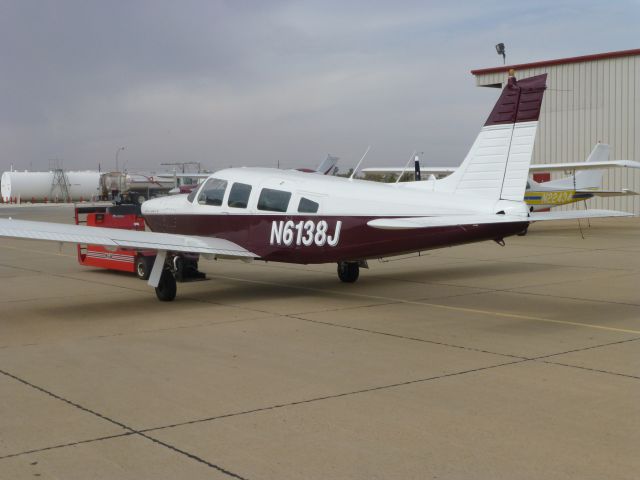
[472,48,640,214]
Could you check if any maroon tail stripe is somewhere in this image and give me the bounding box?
[484,74,547,126]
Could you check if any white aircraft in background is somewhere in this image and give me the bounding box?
[0,73,633,301]
[363,143,640,211]
[524,144,639,210]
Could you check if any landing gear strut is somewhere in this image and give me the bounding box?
[155,268,177,301]
[337,261,359,283]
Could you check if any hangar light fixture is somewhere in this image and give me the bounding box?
[495,43,506,64]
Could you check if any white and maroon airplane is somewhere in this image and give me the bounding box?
[0,74,632,301]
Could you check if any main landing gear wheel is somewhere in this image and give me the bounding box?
[135,255,153,280]
[337,262,359,283]
[155,269,177,302]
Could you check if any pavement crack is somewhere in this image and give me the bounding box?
[530,336,640,361]
[285,313,524,360]
[140,358,528,435]
[540,361,640,380]
[0,433,135,461]
[0,368,251,479]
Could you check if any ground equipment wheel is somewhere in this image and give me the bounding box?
[337,262,359,283]
[155,269,177,301]
[135,255,153,280]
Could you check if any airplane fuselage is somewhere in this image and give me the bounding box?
[142,168,530,264]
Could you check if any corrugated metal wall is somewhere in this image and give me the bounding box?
[474,54,640,214]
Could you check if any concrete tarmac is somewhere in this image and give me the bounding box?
[0,205,638,479]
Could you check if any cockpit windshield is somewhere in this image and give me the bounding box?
[197,178,228,206]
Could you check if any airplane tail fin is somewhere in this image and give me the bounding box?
[576,143,609,190]
[434,74,547,201]
[315,155,339,175]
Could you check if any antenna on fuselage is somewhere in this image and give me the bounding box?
[349,146,371,180]
[395,150,417,185]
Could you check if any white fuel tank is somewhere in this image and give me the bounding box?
[1,171,101,202]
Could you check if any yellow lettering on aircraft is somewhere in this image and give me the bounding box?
[542,190,574,205]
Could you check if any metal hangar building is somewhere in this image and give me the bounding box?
[472,48,640,214]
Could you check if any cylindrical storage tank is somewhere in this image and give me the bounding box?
[65,171,102,200]
[125,173,175,191]
[1,171,101,202]
[101,172,127,195]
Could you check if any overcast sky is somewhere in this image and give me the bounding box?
[0,0,637,173]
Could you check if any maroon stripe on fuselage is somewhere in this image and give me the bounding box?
[144,214,529,264]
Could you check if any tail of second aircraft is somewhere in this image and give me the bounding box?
[433,74,547,202]
[577,143,608,189]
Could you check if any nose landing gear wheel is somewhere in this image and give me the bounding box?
[155,269,177,301]
[337,262,359,283]
[135,255,153,280]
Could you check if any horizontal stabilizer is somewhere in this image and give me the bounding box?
[0,219,257,257]
[528,209,633,222]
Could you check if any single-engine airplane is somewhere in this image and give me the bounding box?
[0,73,633,301]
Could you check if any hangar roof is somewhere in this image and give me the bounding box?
[471,48,640,76]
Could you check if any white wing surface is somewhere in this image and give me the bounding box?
[582,189,639,197]
[362,167,457,175]
[367,210,632,230]
[364,160,640,176]
[529,160,640,171]
[367,215,528,230]
[528,210,633,221]
[0,219,256,257]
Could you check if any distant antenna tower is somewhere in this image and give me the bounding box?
[51,167,71,202]
[47,159,70,201]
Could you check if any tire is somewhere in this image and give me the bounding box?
[135,255,153,280]
[337,262,359,283]
[155,269,177,301]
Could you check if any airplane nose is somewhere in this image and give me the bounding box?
[140,197,158,215]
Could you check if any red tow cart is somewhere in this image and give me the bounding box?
[74,205,205,282]
[75,205,157,279]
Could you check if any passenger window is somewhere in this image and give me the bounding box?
[298,197,319,213]
[227,183,252,209]
[197,178,227,206]
[187,188,198,202]
[257,188,291,212]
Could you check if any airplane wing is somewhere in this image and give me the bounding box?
[0,219,256,258]
[578,189,639,197]
[528,210,633,221]
[172,173,212,178]
[529,160,640,172]
[367,210,632,230]
[364,160,640,176]
[362,167,457,175]
[367,215,524,230]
